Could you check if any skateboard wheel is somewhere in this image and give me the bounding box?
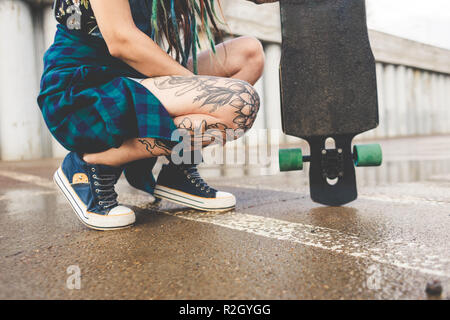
[279,148,303,171]
[353,144,382,167]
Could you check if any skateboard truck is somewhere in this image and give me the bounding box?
[279,139,382,206]
[321,147,344,180]
[280,142,382,174]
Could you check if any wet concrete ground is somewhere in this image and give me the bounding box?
[0,135,449,299]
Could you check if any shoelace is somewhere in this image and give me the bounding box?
[92,172,119,209]
[183,166,216,194]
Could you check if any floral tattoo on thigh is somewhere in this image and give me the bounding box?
[154,76,260,131]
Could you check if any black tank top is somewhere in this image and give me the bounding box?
[53,0,153,38]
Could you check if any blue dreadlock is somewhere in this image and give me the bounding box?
[150,0,224,74]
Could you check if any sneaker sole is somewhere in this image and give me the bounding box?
[154,185,236,212]
[53,167,135,231]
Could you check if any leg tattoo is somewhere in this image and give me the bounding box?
[177,117,234,146]
[138,138,173,156]
[154,76,260,131]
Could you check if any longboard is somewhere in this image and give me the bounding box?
[278,0,382,206]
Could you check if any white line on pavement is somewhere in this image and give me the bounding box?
[0,190,57,202]
[0,171,57,202]
[360,194,450,206]
[0,170,55,189]
[161,209,450,278]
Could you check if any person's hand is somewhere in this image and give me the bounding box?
[247,0,279,4]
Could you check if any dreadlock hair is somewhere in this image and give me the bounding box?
[150,0,225,74]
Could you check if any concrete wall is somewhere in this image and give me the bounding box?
[0,0,449,160]
[0,0,57,160]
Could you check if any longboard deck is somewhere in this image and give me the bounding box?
[279,0,380,206]
[279,0,378,138]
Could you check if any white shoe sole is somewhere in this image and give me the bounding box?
[54,167,135,230]
[154,185,236,212]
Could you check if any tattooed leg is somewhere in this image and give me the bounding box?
[82,138,174,167]
[82,112,242,167]
[83,75,261,167]
[142,75,261,132]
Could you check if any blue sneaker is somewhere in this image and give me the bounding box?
[154,162,236,211]
[53,152,135,230]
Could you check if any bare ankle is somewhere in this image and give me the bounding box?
[83,153,123,168]
[82,153,97,164]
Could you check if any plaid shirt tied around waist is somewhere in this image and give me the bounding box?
[38,24,177,153]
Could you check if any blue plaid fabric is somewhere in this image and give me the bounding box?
[38,24,177,153]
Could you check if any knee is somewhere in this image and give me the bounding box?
[239,36,265,78]
[225,80,261,132]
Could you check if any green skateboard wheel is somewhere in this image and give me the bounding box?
[353,144,382,167]
[279,148,303,171]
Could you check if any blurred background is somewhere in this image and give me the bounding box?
[0,0,449,182]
